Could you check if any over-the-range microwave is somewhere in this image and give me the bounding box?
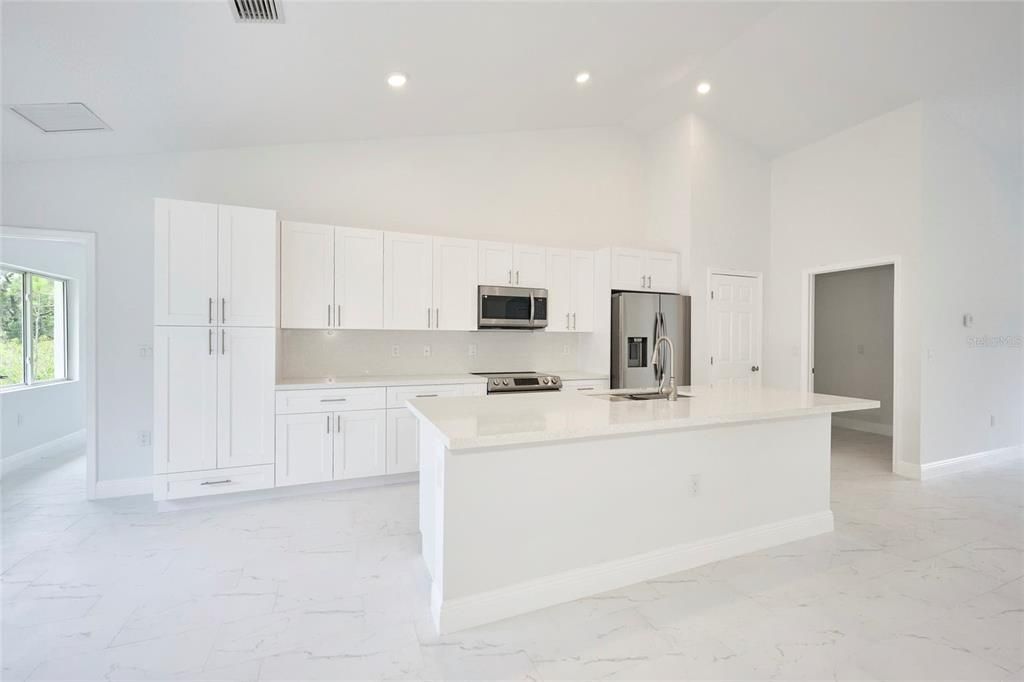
[477,286,548,330]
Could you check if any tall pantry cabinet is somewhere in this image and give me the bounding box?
[152,199,278,500]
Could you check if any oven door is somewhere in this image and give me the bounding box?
[478,286,548,329]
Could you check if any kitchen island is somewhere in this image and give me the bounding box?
[408,384,878,633]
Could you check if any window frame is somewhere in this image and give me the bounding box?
[0,265,71,391]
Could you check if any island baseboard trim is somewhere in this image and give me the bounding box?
[435,510,834,633]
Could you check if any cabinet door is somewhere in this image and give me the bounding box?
[217,205,277,327]
[333,409,387,480]
[570,250,596,332]
[280,222,334,329]
[154,199,219,326]
[383,232,433,330]
[336,226,383,329]
[433,237,478,330]
[478,241,515,286]
[513,244,547,288]
[386,408,420,474]
[610,248,647,291]
[217,327,275,468]
[647,251,680,293]
[545,248,573,332]
[154,326,218,474]
[275,413,333,486]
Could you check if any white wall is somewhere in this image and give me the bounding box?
[0,236,86,459]
[813,265,894,431]
[2,126,648,481]
[918,104,1023,464]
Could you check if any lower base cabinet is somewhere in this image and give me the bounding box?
[275,412,334,487]
[154,464,274,501]
[334,410,387,480]
[386,407,420,474]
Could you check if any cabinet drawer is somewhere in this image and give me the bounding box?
[386,384,465,409]
[154,464,274,501]
[275,387,386,414]
[561,379,609,393]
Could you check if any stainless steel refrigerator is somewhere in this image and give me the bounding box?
[611,292,691,389]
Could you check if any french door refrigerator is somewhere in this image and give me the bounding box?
[611,292,691,389]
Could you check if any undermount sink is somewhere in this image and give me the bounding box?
[624,392,669,400]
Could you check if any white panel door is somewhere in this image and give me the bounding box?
[280,222,334,329]
[545,248,573,332]
[433,237,478,330]
[647,251,680,294]
[333,409,387,480]
[217,327,275,468]
[275,413,333,487]
[217,205,277,327]
[570,250,596,332]
[336,226,384,329]
[610,248,647,291]
[709,273,762,386]
[478,241,515,286]
[386,407,420,474]
[513,244,546,288]
[384,232,434,330]
[154,326,218,474]
[154,199,219,326]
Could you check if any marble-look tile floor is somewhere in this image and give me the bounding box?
[2,428,1022,681]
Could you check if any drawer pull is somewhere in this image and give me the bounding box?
[200,479,232,486]
[320,398,348,403]
[577,387,595,391]
[415,393,439,398]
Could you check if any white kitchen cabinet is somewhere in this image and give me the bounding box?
[546,249,594,332]
[478,241,515,286]
[384,232,434,330]
[335,226,384,329]
[433,237,478,330]
[610,247,679,293]
[154,199,219,326]
[155,464,274,501]
[217,205,277,327]
[153,326,218,474]
[513,244,547,287]
[275,412,334,487]
[217,327,275,468]
[386,408,420,474]
[561,379,609,393]
[333,409,387,480]
[280,221,335,329]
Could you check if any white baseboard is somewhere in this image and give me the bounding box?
[94,476,152,499]
[1,429,86,478]
[833,417,892,437]
[895,444,1023,480]
[434,510,834,634]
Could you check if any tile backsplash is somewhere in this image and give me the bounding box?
[280,329,579,378]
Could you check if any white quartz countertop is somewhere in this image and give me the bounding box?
[407,384,880,451]
[276,374,488,390]
[543,370,609,381]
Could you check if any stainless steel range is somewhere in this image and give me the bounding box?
[472,371,562,394]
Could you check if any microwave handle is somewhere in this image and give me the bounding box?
[529,293,535,324]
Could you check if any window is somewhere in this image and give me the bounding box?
[0,268,69,388]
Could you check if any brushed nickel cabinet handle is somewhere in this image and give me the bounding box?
[208,297,213,324]
[416,393,439,398]
[320,398,348,403]
[516,270,520,285]
[326,415,330,433]
[572,312,577,330]
[221,329,225,355]
[577,386,594,391]
[435,308,439,328]
[208,328,213,355]
[336,304,341,328]
[566,312,570,329]
[427,307,431,328]
[221,298,226,323]
[200,479,232,486]
[327,304,332,328]
[508,269,512,284]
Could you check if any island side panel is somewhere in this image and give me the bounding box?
[418,421,446,590]
[437,413,832,631]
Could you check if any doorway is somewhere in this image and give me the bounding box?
[804,259,898,474]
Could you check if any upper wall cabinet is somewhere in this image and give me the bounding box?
[478,241,547,288]
[154,198,277,327]
[610,247,679,293]
[384,233,479,331]
[280,222,384,329]
[546,249,595,333]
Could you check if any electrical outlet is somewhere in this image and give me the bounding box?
[138,431,151,447]
[139,345,152,358]
[689,473,701,497]
[16,413,23,427]
[990,415,996,428]
[423,345,431,358]
[468,343,477,357]
[391,345,400,358]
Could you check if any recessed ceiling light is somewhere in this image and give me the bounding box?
[387,72,408,89]
[575,72,591,85]
[696,82,711,95]
[10,102,110,133]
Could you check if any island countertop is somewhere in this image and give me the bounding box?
[407,384,879,451]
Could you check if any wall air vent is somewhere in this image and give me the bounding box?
[231,0,282,23]
[10,102,110,133]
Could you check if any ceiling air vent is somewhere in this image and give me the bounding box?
[10,102,110,133]
[231,0,282,23]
